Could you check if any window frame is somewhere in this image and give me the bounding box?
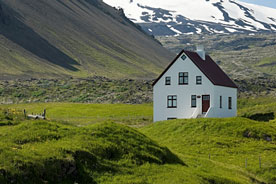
[196,76,202,85]
[191,95,197,108]
[179,72,188,85]
[181,55,187,61]
[165,76,171,85]
[228,97,232,110]
[167,95,177,108]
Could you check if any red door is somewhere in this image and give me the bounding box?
[202,95,210,113]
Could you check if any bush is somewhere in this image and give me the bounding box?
[243,112,274,122]
[32,90,46,97]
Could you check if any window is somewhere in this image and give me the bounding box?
[220,96,222,108]
[203,95,210,101]
[181,55,187,61]
[167,95,177,108]
[196,76,202,85]
[179,72,188,85]
[165,76,171,85]
[191,95,196,108]
[228,97,232,109]
[167,117,177,120]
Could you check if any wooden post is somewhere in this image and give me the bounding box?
[43,109,46,118]
[259,156,261,169]
[23,109,26,118]
[245,158,247,168]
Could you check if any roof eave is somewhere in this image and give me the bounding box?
[152,50,185,86]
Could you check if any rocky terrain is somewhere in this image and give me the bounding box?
[157,33,276,80]
[0,77,153,104]
[0,76,275,105]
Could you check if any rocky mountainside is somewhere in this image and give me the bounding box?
[0,0,173,80]
[103,0,276,36]
[157,33,276,83]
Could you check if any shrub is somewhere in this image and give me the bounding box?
[243,112,274,122]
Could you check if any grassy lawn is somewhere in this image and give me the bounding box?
[1,97,276,126]
[0,103,153,127]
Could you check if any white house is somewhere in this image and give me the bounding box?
[153,46,238,122]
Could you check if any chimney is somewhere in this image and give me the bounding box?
[196,45,205,60]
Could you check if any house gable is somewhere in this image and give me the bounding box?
[153,50,238,89]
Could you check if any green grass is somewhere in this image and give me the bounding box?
[238,97,276,118]
[255,56,276,75]
[141,118,276,183]
[1,97,276,183]
[1,103,153,126]
[0,110,269,184]
[256,57,276,67]
[0,117,182,183]
[2,97,276,126]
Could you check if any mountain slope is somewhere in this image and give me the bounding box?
[0,0,173,80]
[103,0,276,36]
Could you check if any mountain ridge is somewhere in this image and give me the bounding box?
[0,0,173,80]
[103,0,276,36]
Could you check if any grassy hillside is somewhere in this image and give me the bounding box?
[141,118,276,183]
[256,56,276,75]
[1,104,276,183]
[0,110,183,183]
[1,98,276,183]
[0,0,173,80]
[238,97,276,121]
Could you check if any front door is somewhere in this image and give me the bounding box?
[202,95,210,113]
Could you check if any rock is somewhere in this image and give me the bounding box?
[264,135,272,142]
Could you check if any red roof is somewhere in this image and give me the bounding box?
[153,50,238,88]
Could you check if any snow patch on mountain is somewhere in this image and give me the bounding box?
[103,0,276,35]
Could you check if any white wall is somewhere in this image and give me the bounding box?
[209,85,237,118]
[153,53,237,122]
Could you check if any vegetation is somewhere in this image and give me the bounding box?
[0,0,171,80]
[0,97,276,183]
[0,77,152,104]
[1,103,153,127]
[157,33,276,82]
[141,117,276,183]
[256,56,276,75]
[0,111,183,183]
[238,97,276,118]
[2,77,276,106]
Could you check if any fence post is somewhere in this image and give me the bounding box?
[43,109,46,118]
